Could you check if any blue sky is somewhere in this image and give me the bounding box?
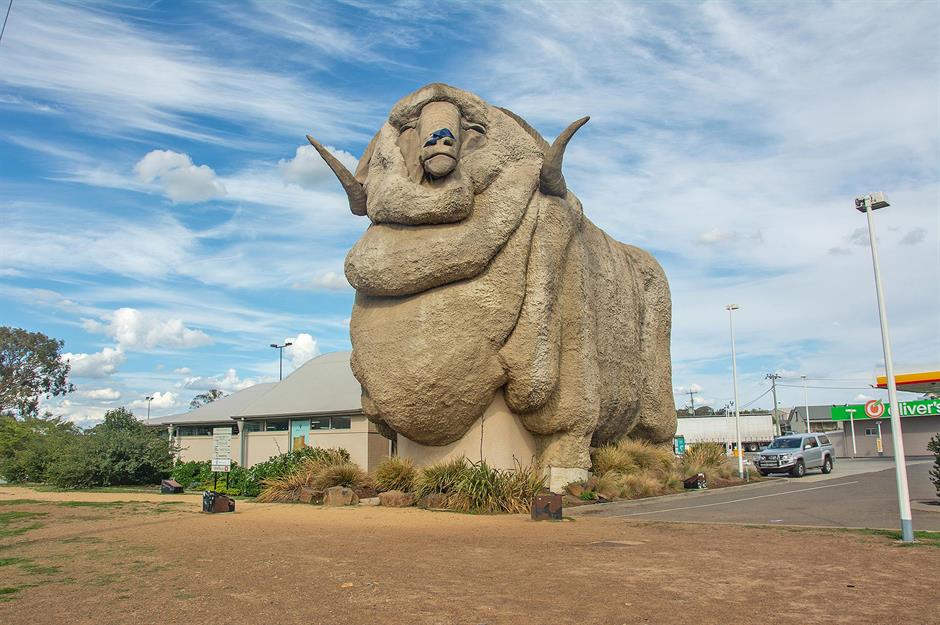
[1,0,938,426]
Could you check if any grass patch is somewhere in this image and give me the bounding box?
[373,456,417,493]
[0,499,43,506]
[0,557,29,566]
[0,511,48,538]
[20,562,60,575]
[59,536,105,544]
[56,501,130,508]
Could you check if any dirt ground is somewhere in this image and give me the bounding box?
[1,488,938,625]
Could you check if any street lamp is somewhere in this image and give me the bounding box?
[145,395,154,424]
[854,192,914,542]
[270,341,293,381]
[726,304,744,479]
[801,375,810,433]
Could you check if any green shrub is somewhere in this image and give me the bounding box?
[928,433,940,498]
[46,408,175,488]
[446,460,545,514]
[248,446,350,490]
[592,439,674,477]
[170,460,206,489]
[311,462,370,491]
[679,441,739,480]
[373,456,417,492]
[413,457,469,498]
[0,414,77,483]
[255,451,364,503]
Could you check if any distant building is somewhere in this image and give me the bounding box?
[148,351,390,470]
[790,401,939,458]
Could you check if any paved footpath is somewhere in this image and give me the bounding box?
[571,458,940,531]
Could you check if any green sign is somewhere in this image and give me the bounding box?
[830,399,940,421]
[674,435,686,455]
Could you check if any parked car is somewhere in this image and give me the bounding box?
[755,434,834,477]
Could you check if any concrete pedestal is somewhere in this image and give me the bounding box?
[397,391,589,494]
[398,391,537,470]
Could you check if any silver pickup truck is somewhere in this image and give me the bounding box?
[755,433,835,477]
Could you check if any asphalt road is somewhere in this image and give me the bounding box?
[574,458,940,531]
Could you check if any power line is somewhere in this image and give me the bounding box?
[0,0,13,45]
[778,383,874,391]
[740,386,772,408]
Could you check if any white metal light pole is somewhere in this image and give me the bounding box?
[801,375,810,433]
[845,407,858,458]
[726,304,744,479]
[855,192,913,542]
[145,395,154,424]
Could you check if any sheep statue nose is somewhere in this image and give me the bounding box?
[418,101,461,179]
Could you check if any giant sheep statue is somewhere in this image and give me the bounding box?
[307,83,674,477]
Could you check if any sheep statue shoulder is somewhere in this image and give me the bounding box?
[308,83,675,491]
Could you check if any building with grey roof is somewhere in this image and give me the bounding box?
[150,351,389,471]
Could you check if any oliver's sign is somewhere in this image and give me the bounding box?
[831,399,940,421]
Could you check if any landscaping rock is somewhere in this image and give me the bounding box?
[298,487,322,504]
[565,481,585,497]
[417,493,448,509]
[323,486,359,506]
[360,497,380,506]
[379,490,415,507]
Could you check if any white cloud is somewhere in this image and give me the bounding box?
[182,369,258,392]
[899,227,926,246]
[83,308,212,351]
[848,227,870,247]
[130,391,178,410]
[854,394,872,402]
[285,333,319,370]
[279,144,359,190]
[77,388,121,401]
[134,150,226,202]
[62,347,125,378]
[293,270,351,291]
[173,367,191,375]
[697,228,737,245]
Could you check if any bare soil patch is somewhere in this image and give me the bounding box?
[1,488,937,625]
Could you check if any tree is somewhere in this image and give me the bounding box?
[0,413,78,482]
[189,389,225,410]
[46,407,175,488]
[0,327,74,417]
[928,433,940,499]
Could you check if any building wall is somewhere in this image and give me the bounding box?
[173,416,389,471]
[175,434,238,463]
[244,431,291,466]
[841,415,939,458]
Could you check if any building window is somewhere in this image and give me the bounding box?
[245,421,263,433]
[266,420,289,432]
[331,416,351,430]
[177,425,213,436]
[310,417,330,430]
[864,428,878,436]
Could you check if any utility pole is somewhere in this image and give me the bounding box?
[765,373,781,436]
[688,388,698,415]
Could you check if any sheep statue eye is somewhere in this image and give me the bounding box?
[462,122,486,134]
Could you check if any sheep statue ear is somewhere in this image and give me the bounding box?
[306,134,368,216]
[355,130,381,185]
[539,116,590,197]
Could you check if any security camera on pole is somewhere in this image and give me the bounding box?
[854,192,914,543]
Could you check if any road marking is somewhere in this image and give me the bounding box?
[609,481,861,518]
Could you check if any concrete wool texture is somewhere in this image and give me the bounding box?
[334,83,674,469]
